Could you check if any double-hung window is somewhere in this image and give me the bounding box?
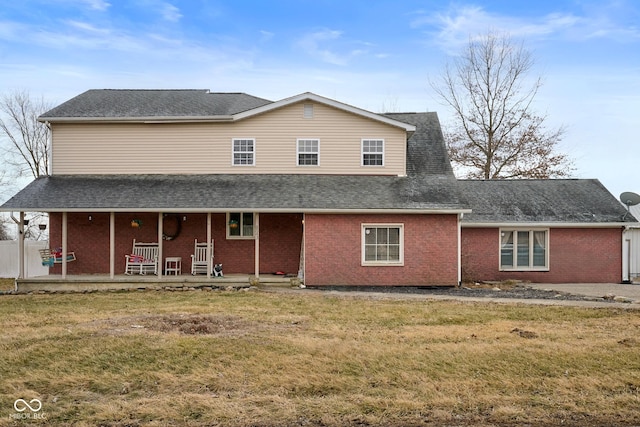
[227,212,255,238]
[232,138,255,166]
[297,139,319,166]
[500,229,548,270]
[362,139,384,166]
[362,224,404,266]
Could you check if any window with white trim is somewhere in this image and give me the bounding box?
[232,138,255,166]
[362,224,404,266]
[500,229,548,270]
[297,139,319,166]
[362,139,384,166]
[227,212,255,238]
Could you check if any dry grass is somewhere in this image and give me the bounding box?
[1,288,639,426]
[0,278,14,292]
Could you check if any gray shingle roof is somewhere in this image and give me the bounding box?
[459,179,636,224]
[385,113,454,176]
[0,174,464,212]
[39,90,273,119]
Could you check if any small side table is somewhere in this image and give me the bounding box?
[165,257,182,275]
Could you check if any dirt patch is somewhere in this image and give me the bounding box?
[141,313,250,335]
[83,313,261,336]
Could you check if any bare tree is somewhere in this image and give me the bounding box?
[0,216,10,240]
[0,90,53,241]
[0,89,52,179]
[431,31,574,179]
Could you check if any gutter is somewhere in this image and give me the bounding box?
[37,116,235,124]
[461,221,633,228]
[0,207,473,215]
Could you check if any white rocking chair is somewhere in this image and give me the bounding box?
[191,239,214,275]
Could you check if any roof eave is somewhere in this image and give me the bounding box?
[462,221,629,228]
[0,207,471,214]
[38,116,235,124]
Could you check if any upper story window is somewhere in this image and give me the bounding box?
[362,139,384,166]
[297,139,319,166]
[500,229,549,271]
[232,138,255,166]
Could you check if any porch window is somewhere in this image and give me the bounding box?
[362,224,404,266]
[297,139,319,166]
[227,212,254,238]
[232,138,255,166]
[362,139,384,166]
[500,229,548,270]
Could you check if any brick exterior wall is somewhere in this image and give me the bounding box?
[461,227,623,283]
[304,214,459,286]
[48,212,302,275]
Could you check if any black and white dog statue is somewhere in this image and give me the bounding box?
[213,263,223,277]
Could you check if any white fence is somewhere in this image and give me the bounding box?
[0,240,50,278]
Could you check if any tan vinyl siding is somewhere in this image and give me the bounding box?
[51,101,407,175]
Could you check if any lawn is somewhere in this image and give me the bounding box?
[1,286,639,426]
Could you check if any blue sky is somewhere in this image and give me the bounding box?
[1,0,638,200]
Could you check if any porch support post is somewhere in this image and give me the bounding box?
[254,213,260,279]
[206,213,212,278]
[157,213,163,277]
[18,212,25,279]
[62,211,68,279]
[109,212,115,279]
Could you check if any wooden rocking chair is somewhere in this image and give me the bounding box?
[191,239,214,275]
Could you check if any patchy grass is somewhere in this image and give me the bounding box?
[0,278,14,292]
[0,289,639,426]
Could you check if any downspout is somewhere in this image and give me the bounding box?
[458,212,463,287]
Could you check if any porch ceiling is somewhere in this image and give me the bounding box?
[0,173,468,213]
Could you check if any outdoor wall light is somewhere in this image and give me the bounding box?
[88,215,92,222]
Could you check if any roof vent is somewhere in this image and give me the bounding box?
[303,104,313,119]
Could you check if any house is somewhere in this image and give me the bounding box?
[459,179,635,284]
[623,203,640,282]
[0,89,635,289]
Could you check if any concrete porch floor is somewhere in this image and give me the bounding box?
[15,273,299,293]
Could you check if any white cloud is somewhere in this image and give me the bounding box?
[159,2,182,22]
[260,30,274,43]
[71,0,110,11]
[296,29,347,65]
[414,3,640,54]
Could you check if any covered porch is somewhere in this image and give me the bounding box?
[48,211,303,277]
